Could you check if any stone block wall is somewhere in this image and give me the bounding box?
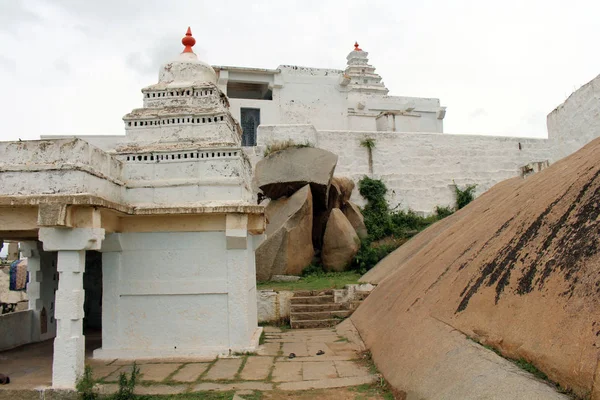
[547,73,600,161]
[254,125,551,213]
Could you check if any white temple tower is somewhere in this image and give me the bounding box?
[0,28,265,387]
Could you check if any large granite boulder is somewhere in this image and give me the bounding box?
[352,138,600,399]
[254,147,338,209]
[322,208,360,272]
[331,177,355,205]
[343,201,368,240]
[313,176,357,250]
[255,185,314,281]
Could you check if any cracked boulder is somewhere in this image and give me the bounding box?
[322,208,361,272]
[255,185,315,281]
[343,201,368,240]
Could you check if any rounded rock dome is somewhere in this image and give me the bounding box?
[158,52,217,84]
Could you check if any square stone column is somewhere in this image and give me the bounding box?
[38,228,104,388]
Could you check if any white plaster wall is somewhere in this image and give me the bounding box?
[257,290,294,323]
[227,67,444,134]
[99,231,257,358]
[276,66,349,130]
[255,126,552,213]
[0,310,32,351]
[124,121,239,147]
[229,99,280,127]
[0,139,125,204]
[40,135,125,153]
[547,73,600,161]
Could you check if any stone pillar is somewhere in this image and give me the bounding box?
[21,241,42,342]
[38,228,104,388]
[97,233,122,355]
[225,214,251,349]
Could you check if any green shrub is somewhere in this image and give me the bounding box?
[353,177,458,272]
[454,182,477,209]
[114,362,140,400]
[435,205,454,219]
[351,240,399,274]
[76,365,98,400]
[301,263,326,277]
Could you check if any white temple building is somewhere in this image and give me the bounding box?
[1,25,599,390]
[0,28,264,388]
[212,41,446,145]
[66,39,598,214]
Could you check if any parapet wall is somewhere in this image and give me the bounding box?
[547,73,600,161]
[254,125,551,213]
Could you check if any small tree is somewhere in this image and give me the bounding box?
[360,138,376,175]
[114,362,140,400]
[454,182,477,209]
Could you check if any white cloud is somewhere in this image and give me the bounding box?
[0,0,599,141]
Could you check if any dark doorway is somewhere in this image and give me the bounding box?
[241,108,260,147]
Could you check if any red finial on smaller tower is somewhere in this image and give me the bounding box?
[354,41,362,51]
[182,27,196,53]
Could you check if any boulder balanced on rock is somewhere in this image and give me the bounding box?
[255,185,314,281]
[254,147,338,209]
[254,145,367,278]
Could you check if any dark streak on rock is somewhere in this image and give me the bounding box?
[455,169,600,313]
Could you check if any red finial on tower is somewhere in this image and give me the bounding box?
[354,41,362,51]
[182,27,196,53]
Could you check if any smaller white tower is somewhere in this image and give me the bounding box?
[342,42,389,95]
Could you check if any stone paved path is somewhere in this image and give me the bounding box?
[92,326,377,394]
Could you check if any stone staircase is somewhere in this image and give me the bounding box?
[289,289,371,329]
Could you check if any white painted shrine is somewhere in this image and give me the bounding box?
[0,28,264,388]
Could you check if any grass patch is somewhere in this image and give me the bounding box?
[353,351,402,400]
[259,330,266,345]
[263,139,314,157]
[257,270,360,291]
[141,393,239,400]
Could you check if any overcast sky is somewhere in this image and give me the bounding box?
[1,0,599,142]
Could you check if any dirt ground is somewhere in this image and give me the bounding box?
[261,386,389,399]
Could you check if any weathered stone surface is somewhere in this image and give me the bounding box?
[322,209,360,272]
[342,201,368,240]
[254,147,338,208]
[204,358,242,380]
[331,177,355,205]
[352,140,600,399]
[171,363,210,382]
[255,185,314,281]
[271,361,302,382]
[302,361,338,380]
[139,363,181,382]
[278,375,376,391]
[239,356,274,380]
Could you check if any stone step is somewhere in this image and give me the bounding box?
[355,291,371,300]
[293,289,334,297]
[290,319,339,329]
[290,310,350,321]
[349,300,362,310]
[290,303,348,312]
[290,295,334,305]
